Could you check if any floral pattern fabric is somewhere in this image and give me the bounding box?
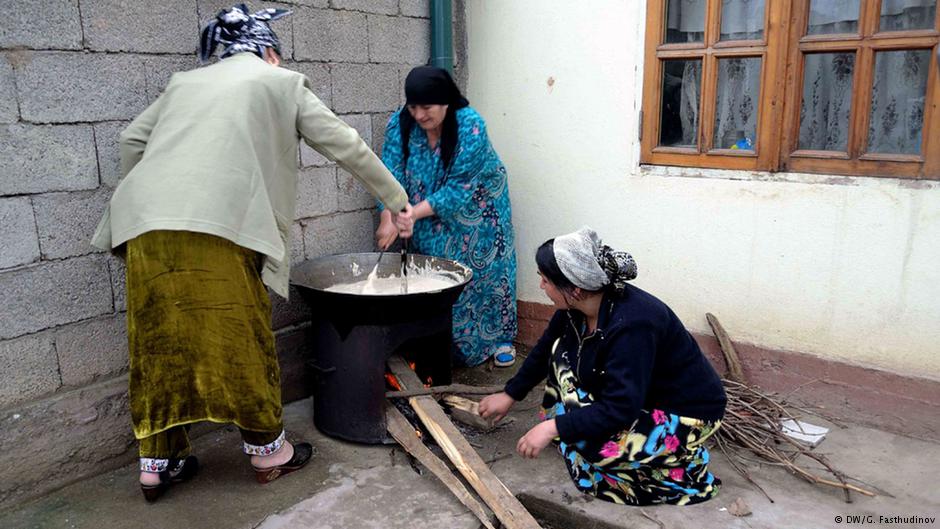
[140,458,169,473]
[381,107,517,366]
[243,430,285,456]
[541,340,722,506]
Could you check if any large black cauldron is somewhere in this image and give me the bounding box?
[291,253,472,444]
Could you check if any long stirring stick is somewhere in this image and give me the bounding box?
[400,238,409,293]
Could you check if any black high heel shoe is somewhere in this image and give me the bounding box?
[141,455,199,502]
[252,442,313,484]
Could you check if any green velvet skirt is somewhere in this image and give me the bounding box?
[125,230,282,440]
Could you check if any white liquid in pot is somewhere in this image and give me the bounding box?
[324,262,458,295]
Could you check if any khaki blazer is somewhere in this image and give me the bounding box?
[92,53,407,297]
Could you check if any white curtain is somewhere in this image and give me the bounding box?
[663,0,935,154]
[798,53,855,151]
[714,58,761,149]
[799,1,933,153]
[867,50,930,154]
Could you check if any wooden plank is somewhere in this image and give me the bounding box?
[385,402,497,529]
[385,383,506,399]
[442,394,499,431]
[388,356,543,529]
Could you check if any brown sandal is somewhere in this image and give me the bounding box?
[140,455,199,502]
[252,442,313,484]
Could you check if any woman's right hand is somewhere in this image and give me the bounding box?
[376,213,398,250]
[479,392,515,422]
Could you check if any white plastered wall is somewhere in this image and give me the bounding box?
[463,0,940,379]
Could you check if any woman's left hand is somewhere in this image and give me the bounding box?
[516,419,558,459]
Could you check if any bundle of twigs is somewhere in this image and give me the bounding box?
[706,314,876,503]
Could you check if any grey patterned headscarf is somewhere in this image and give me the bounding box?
[554,227,637,294]
[199,4,291,62]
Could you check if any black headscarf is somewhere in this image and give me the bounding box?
[400,66,470,173]
[199,4,291,62]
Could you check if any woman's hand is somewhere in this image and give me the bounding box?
[478,392,515,423]
[394,203,415,238]
[375,211,398,250]
[516,419,558,459]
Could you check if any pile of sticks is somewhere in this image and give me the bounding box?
[706,314,876,503]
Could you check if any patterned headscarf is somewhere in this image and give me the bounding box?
[199,4,291,62]
[553,227,637,294]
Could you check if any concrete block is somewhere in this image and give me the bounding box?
[302,209,374,259]
[270,285,312,330]
[290,221,305,264]
[0,0,82,49]
[295,167,337,220]
[372,111,394,156]
[0,123,98,195]
[331,63,400,113]
[17,52,148,123]
[332,0,398,14]
[0,255,113,340]
[292,62,332,108]
[294,8,368,62]
[337,169,378,212]
[0,55,17,123]
[397,64,410,106]
[0,197,40,270]
[142,55,199,102]
[83,0,197,53]
[400,0,429,18]
[282,0,327,6]
[341,113,372,146]
[300,112,372,167]
[109,256,126,312]
[0,377,134,510]
[299,141,330,168]
[368,15,430,64]
[197,1,293,60]
[54,314,128,388]
[32,188,111,260]
[0,332,60,408]
[93,121,131,188]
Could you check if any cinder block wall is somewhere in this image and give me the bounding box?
[0,0,432,509]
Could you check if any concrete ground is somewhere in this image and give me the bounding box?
[2,360,938,529]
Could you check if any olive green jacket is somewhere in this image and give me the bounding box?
[92,53,407,298]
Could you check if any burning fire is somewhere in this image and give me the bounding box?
[385,360,433,390]
[384,372,402,391]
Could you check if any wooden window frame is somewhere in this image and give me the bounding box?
[640,0,940,179]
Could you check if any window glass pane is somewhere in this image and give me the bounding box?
[880,0,937,31]
[868,50,930,154]
[660,59,702,148]
[807,0,860,35]
[720,0,766,40]
[799,53,855,151]
[665,0,706,43]
[714,57,762,150]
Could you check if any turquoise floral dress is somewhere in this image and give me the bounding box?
[380,107,517,366]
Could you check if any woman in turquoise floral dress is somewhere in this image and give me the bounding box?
[376,66,517,367]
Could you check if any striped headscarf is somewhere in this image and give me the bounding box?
[199,4,291,62]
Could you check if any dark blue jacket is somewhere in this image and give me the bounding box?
[504,284,727,444]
